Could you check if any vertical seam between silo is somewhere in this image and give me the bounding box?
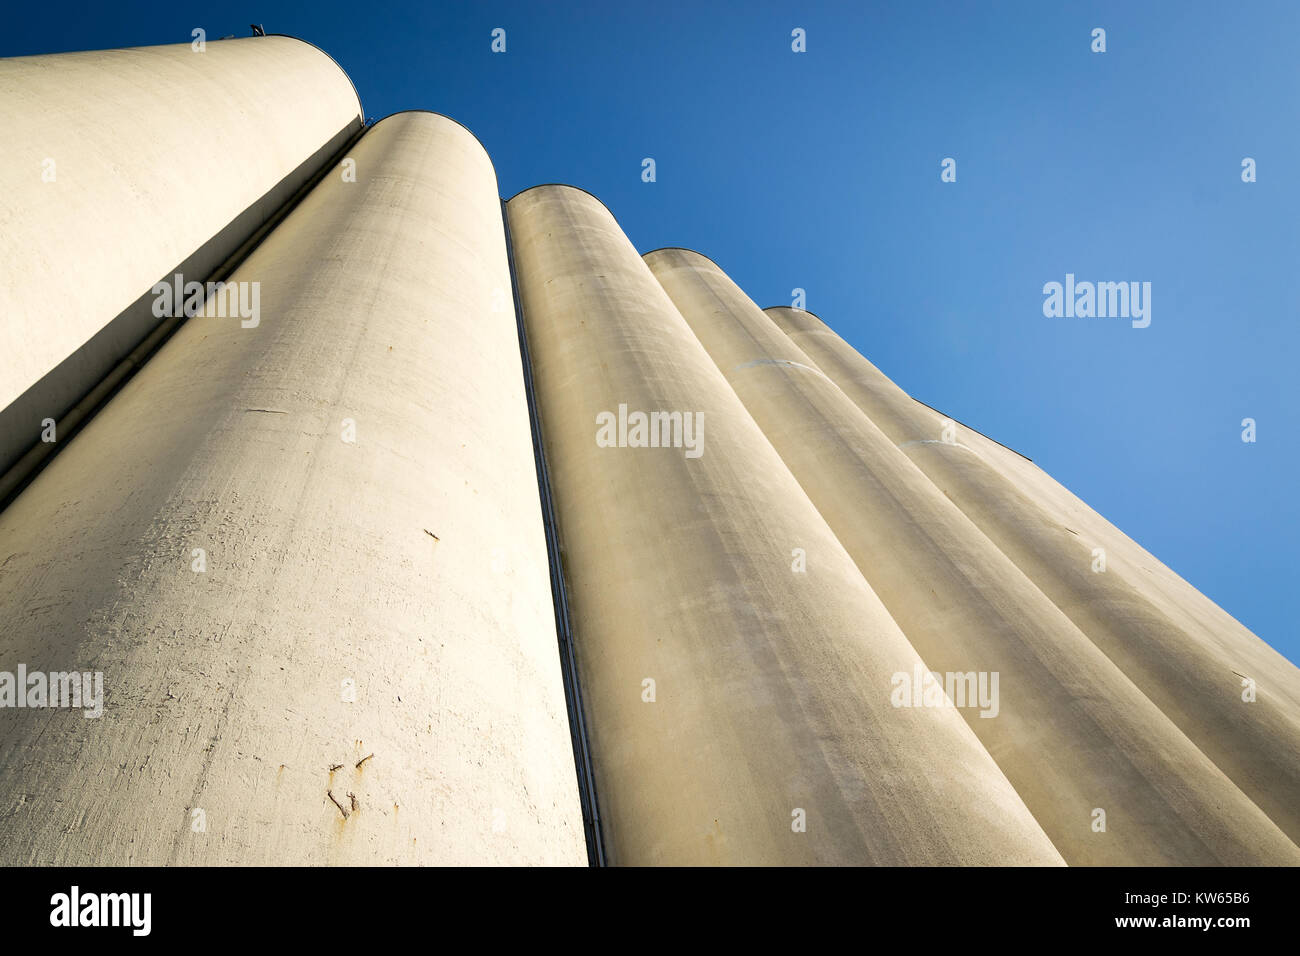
[0,122,369,512]
[499,198,606,867]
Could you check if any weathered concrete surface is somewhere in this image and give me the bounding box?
[649,249,1299,864]
[0,113,585,865]
[506,186,1064,866]
[0,37,363,477]
[766,304,1300,846]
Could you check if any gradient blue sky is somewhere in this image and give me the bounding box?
[6,1,1296,662]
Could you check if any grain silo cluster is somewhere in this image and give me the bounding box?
[1,36,1296,866]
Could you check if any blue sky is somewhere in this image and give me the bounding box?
[6,1,1296,662]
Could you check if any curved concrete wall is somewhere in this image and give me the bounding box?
[649,249,1299,864]
[0,37,364,477]
[0,112,585,865]
[766,304,1300,845]
[506,186,1063,866]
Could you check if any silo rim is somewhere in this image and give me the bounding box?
[366,110,498,172]
[505,183,619,216]
[267,34,365,123]
[763,305,828,323]
[642,247,727,271]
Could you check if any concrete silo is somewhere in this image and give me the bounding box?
[0,36,364,486]
[647,248,1300,864]
[0,112,585,865]
[505,185,1064,866]
[766,303,1300,846]
[2,31,1294,869]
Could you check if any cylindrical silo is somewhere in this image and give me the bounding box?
[766,304,1300,844]
[646,248,1299,864]
[0,112,586,865]
[506,186,1063,866]
[0,36,364,480]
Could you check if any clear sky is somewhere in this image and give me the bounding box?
[6,1,1296,663]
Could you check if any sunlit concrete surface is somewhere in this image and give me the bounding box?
[506,185,1063,866]
[650,249,1300,864]
[766,303,1300,848]
[0,37,364,476]
[1,34,1295,868]
[0,113,585,865]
